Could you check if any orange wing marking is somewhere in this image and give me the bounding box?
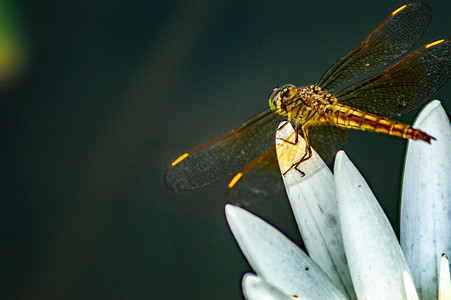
[171,153,188,166]
[228,172,243,189]
[392,4,407,16]
[426,39,445,48]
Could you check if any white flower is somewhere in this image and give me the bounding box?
[226,100,451,300]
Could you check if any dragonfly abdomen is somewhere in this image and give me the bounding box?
[327,104,434,143]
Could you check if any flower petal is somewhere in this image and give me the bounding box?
[335,151,413,299]
[242,273,293,300]
[225,204,348,299]
[401,100,451,299]
[275,122,355,299]
[403,271,420,300]
[439,253,450,300]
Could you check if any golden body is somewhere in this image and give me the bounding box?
[164,3,449,203]
[269,84,433,172]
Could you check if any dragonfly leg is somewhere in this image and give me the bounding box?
[277,123,299,145]
[282,124,312,177]
[277,120,290,130]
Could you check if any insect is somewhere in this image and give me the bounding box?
[165,3,450,205]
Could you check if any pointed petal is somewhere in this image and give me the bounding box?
[403,271,420,300]
[439,253,450,300]
[401,100,451,299]
[225,204,348,299]
[275,122,355,299]
[335,151,412,299]
[242,273,293,300]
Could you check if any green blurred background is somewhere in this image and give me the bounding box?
[2,0,450,298]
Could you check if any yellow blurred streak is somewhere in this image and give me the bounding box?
[0,0,28,88]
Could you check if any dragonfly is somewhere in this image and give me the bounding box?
[165,3,451,205]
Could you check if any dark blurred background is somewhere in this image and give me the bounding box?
[1,0,449,298]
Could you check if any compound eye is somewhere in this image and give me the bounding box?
[269,86,279,99]
[272,95,280,107]
[269,87,283,112]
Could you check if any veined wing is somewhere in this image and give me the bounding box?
[164,108,282,191]
[336,39,451,118]
[226,121,348,206]
[308,122,348,163]
[317,3,431,92]
[226,145,282,206]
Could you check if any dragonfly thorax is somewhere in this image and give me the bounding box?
[269,84,337,120]
[298,85,336,110]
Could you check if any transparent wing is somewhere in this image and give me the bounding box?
[317,3,431,92]
[226,146,283,206]
[226,122,348,206]
[308,122,348,163]
[164,108,282,191]
[336,39,451,118]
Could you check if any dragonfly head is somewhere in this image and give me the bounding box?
[269,84,297,116]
